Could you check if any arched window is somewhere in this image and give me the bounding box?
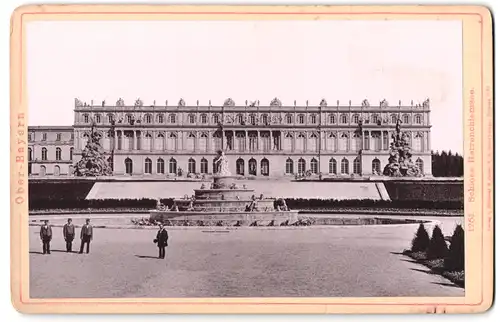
[414,114,422,124]
[329,158,337,174]
[285,158,294,174]
[353,157,361,175]
[340,132,349,151]
[157,158,165,174]
[155,132,165,151]
[41,148,48,161]
[236,158,245,175]
[39,165,46,177]
[298,158,306,174]
[95,114,101,123]
[188,158,196,174]
[340,114,348,124]
[284,132,293,152]
[309,133,318,152]
[372,158,381,174]
[416,158,424,173]
[143,132,152,151]
[200,158,208,174]
[261,158,269,176]
[83,114,89,123]
[28,148,32,161]
[249,114,256,125]
[297,114,305,124]
[248,158,257,176]
[144,114,152,124]
[403,114,409,124]
[55,148,62,161]
[169,158,177,174]
[414,132,424,152]
[212,114,220,124]
[144,158,152,174]
[54,165,60,176]
[310,114,317,124]
[167,132,177,151]
[310,158,318,174]
[285,114,293,124]
[125,158,133,175]
[341,158,349,174]
[261,114,268,125]
[327,132,337,151]
[199,132,209,152]
[200,114,208,124]
[169,114,176,124]
[297,133,306,151]
[157,114,164,124]
[391,114,398,124]
[186,132,196,151]
[188,114,196,124]
[352,133,362,151]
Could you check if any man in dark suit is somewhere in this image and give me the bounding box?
[154,224,169,259]
[63,218,75,252]
[39,220,52,254]
[79,218,93,254]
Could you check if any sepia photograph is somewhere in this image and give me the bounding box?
[10,4,493,314]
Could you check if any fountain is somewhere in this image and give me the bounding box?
[150,151,299,226]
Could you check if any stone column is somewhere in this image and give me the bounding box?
[245,130,249,152]
[335,132,339,152]
[152,131,156,151]
[133,131,137,150]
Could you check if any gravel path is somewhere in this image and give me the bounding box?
[29,215,464,298]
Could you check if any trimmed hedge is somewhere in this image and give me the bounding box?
[426,226,449,260]
[411,223,430,252]
[281,198,463,210]
[445,225,465,271]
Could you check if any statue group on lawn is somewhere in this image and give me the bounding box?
[383,119,422,177]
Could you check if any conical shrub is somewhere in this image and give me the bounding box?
[411,223,430,252]
[445,224,465,271]
[426,225,449,260]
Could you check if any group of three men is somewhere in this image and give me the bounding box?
[39,218,94,254]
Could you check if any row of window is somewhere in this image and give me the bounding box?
[28,132,73,142]
[81,112,424,126]
[121,157,425,176]
[28,147,73,161]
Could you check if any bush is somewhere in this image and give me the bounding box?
[426,225,449,260]
[445,224,465,271]
[411,223,430,252]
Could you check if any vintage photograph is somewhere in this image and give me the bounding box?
[10,5,494,314]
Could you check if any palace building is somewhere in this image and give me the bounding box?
[28,97,432,178]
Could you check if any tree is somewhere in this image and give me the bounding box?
[426,225,449,260]
[411,223,430,252]
[445,224,465,271]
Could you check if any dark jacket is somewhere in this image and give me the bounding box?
[156,229,169,247]
[80,224,93,240]
[40,225,52,240]
[63,224,75,239]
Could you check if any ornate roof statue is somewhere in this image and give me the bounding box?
[73,120,113,177]
[223,98,235,107]
[270,97,282,107]
[422,98,430,108]
[134,98,143,107]
[380,99,389,108]
[319,99,327,107]
[116,98,125,107]
[74,98,83,107]
[178,98,186,107]
[361,99,370,107]
[248,100,257,107]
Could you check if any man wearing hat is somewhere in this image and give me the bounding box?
[63,218,75,252]
[79,218,93,254]
[39,220,52,254]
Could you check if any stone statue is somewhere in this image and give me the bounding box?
[214,150,231,176]
[73,120,113,177]
[383,119,422,177]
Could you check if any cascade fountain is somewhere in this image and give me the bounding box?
[150,151,299,226]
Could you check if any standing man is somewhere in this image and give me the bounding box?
[79,218,93,254]
[63,218,75,252]
[154,224,169,259]
[39,220,52,254]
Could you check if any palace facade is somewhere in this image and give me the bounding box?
[28,97,432,178]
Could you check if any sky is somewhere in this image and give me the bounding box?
[26,19,463,154]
